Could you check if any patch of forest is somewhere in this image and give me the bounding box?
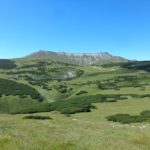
[0,78,43,101]
[0,59,17,69]
[121,61,150,72]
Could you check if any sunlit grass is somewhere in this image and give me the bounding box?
[0,98,149,150]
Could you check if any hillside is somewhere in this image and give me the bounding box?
[0,57,150,114]
[0,56,150,149]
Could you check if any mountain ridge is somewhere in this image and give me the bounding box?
[23,50,129,65]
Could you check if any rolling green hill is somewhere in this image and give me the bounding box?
[0,55,150,115]
[0,54,150,150]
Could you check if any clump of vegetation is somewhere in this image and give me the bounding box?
[102,61,150,72]
[23,115,52,120]
[51,99,92,114]
[6,70,48,75]
[19,61,52,69]
[140,110,150,117]
[106,110,150,124]
[28,80,52,90]
[129,94,150,98]
[101,62,125,68]
[50,94,127,114]
[96,75,146,90]
[121,61,150,72]
[53,85,72,93]
[76,90,88,95]
[0,59,17,69]
[76,70,84,77]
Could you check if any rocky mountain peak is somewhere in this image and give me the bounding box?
[24,50,128,65]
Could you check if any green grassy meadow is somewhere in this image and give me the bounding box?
[0,98,150,150]
[0,59,150,149]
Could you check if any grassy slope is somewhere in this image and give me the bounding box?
[0,60,150,149]
[0,60,150,112]
[1,59,149,102]
[0,98,150,150]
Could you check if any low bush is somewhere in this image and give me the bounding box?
[54,85,70,93]
[106,110,150,124]
[140,110,150,117]
[51,99,92,114]
[76,70,84,77]
[23,115,52,120]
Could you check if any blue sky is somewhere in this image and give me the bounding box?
[0,0,150,60]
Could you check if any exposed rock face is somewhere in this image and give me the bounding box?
[60,71,75,80]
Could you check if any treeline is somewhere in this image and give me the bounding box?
[121,61,150,72]
[0,78,43,101]
[101,62,125,68]
[102,61,150,72]
[0,59,17,69]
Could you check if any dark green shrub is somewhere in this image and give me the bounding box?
[0,78,43,101]
[106,114,138,124]
[107,110,150,124]
[140,110,150,117]
[0,59,17,69]
[106,99,117,102]
[76,70,84,77]
[54,85,69,93]
[121,61,150,72]
[23,115,52,120]
[49,94,126,114]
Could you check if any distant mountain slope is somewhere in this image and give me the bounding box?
[24,50,128,65]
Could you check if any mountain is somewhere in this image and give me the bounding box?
[23,50,128,65]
